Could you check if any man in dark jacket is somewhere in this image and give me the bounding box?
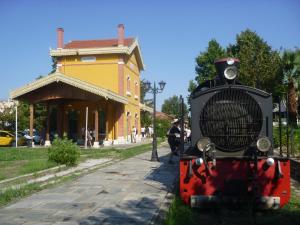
[167,119,181,164]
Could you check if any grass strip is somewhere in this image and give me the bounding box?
[0,142,155,207]
[0,142,154,181]
[164,192,300,225]
[0,173,81,207]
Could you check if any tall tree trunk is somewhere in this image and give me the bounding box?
[288,80,298,126]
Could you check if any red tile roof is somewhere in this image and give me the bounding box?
[64,38,135,49]
[156,111,175,121]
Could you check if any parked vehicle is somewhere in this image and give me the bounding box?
[0,130,26,146]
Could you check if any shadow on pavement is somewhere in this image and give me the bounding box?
[78,152,179,225]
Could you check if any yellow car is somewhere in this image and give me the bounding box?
[0,130,26,146]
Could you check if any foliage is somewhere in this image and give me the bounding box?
[140,79,149,104]
[50,57,57,74]
[0,143,153,207]
[0,142,153,182]
[164,193,300,225]
[140,79,153,107]
[161,95,188,119]
[228,29,283,96]
[0,183,43,207]
[191,30,284,101]
[187,80,198,110]
[48,138,80,166]
[296,49,300,111]
[281,50,300,126]
[79,143,151,161]
[0,148,58,181]
[195,39,226,84]
[0,101,17,130]
[164,196,194,225]
[141,111,152,127]
[273,126,300,156]
[0,101,47,132]
[155,118,171,139]
[273,126,287,148]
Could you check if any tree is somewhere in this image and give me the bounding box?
[195,39,226,84]
[140,79,148,104]
[0,101,47,133]
[161,95,188,119]
[187,80,198,109]
[155,118,170,138]
[281,50,300,126]
[140,79,153,128]
[50,57,57,74]
[228,29,283,96]
[140,111,152,127]
[0,102,17,130]
[188,39,227,110]
[295,49,300,116]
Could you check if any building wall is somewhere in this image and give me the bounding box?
[57,52,141,141]
[124,53,141,137]
[59,55,119,93]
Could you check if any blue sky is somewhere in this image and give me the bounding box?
[0,0,299,109]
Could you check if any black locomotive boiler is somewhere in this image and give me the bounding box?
[180,58,290,209]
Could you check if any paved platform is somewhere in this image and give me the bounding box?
[0,146,179,225]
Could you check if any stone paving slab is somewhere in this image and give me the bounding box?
[0,146,179,225]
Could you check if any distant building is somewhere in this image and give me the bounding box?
[156,112,175,121]
[10,25,151,147]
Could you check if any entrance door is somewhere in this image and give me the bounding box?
[49,107,57,140]
[68,110,78,141]
[99,111,106,141]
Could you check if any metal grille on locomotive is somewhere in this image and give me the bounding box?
[200,89,263,152]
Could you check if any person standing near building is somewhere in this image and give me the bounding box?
[167,119,181,164]
[185,124,191,143]
[149,126,153,138]
[131,126,137,143]
[141,126,145,139]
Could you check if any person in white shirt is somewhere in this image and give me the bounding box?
[141,127,145,138]
[185,125,191,143]
[148,126,153,138]
[131,126,137,143]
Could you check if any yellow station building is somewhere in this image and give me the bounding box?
[10,24,152,147]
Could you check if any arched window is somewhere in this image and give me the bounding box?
[134,81,139,100]
[126,76,131,96]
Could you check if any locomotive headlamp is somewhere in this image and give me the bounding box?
[224,66,238,80]
[196,137,211,152]
[257,137,272,152]
[266,157,275,166]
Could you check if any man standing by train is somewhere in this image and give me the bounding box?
[167,119,181,164]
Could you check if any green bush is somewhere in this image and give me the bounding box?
[273,127,287,148]
[156,118,171,139]
[48,138,80,166]
[273,126,300,155]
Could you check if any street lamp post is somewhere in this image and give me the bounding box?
[145,80,166,162]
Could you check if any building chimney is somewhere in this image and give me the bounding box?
[118,24,125,46]
[57,28,64,49]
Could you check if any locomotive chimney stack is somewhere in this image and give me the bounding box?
[215,58,240,83]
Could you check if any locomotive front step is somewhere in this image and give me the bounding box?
[190,195,280,209]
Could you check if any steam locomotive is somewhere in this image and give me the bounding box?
[180,58,290,209]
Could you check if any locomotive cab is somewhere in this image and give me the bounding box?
[180,58,290,209]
